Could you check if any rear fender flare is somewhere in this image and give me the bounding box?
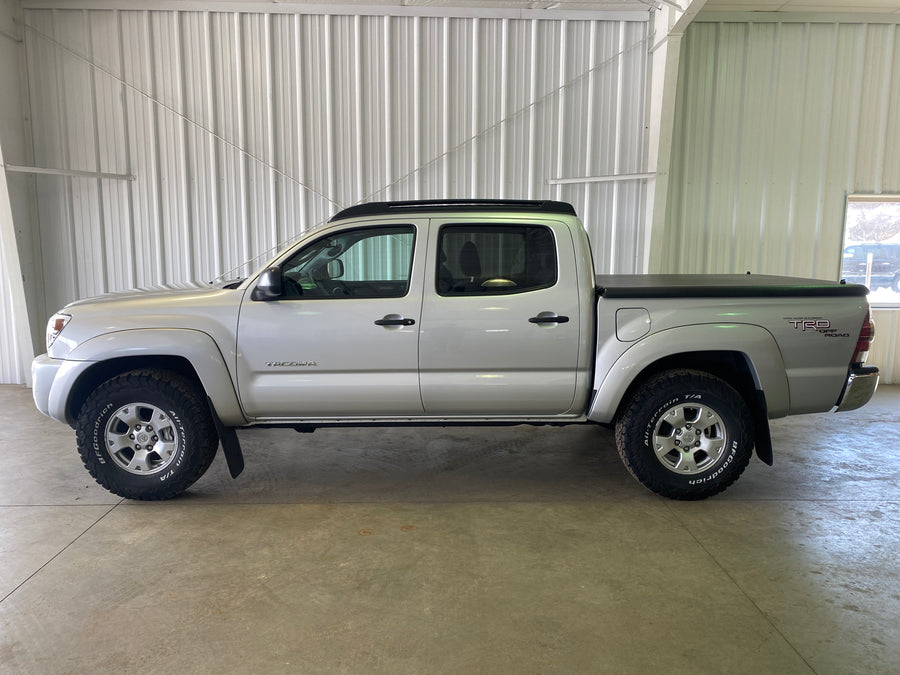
[588,323,789,425]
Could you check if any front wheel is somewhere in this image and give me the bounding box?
[75,370,218,500]
[615,369,754,500]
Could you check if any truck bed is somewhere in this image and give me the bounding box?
[596,274,869,299]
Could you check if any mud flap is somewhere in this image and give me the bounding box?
[207,397,245,478]
[752,389,773,466]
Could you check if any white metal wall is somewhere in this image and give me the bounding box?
[1,0,34,385]
[663,18,900,278]
[22,7,649,326]
[662,17,900,382]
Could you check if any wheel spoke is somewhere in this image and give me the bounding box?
[699,437,724,462]
[112,407,142,429]
[154,440,176,461]
[107,433,131,453]
[663,406,687,428]
[654,434,678,453]
[126,449,153,472]
[696,406,720,430]
[675,452,700,473]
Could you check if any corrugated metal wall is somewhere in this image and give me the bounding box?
[0,196,28,383]
[22,7,649,325]
[869,309,898,384]
[664,19,900,277]
[663,17,900,382]
[0,0,31,385]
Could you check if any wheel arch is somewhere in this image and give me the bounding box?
[614,352,762,418]
[65,355,200,425]
[613,355,775,466]
[55,329,246,428]
[588,324,788,464]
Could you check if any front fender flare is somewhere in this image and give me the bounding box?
[53,329,246,426]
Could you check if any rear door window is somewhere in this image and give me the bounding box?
[436,224,557,296]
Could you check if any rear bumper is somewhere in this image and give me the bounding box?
[835,366,880,412]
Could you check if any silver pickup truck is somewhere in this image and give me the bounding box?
[32,200,879,501]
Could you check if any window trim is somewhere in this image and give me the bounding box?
[840,195,900,310]
[435,223,559,297]
[279,224,417,300]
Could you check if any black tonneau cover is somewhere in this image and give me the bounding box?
[596,274,869,299]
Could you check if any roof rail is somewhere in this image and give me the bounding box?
[329,199,577,221]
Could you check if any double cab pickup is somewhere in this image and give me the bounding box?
[33,200,879,500]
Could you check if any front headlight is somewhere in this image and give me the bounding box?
[46,313,71,350]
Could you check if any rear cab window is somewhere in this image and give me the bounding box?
[436,224,557,296]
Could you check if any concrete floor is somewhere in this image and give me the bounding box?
[0,385,898,674]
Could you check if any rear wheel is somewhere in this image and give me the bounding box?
[615,369,754,500]
[75,370,218,500]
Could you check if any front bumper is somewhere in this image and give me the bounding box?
[835,366,880,412]
[32,353,62,418]
[32,354,94,426]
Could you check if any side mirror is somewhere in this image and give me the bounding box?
[251,267,283,301]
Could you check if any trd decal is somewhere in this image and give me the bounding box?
[784,317,849,338]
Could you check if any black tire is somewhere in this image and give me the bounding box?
[615,369,754,500]
[75,369,218,500]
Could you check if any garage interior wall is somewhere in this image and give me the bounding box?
[661,15,900,383]
[0,0,36,385]
[0,6,650,384]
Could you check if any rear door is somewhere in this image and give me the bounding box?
[418,218,582,415]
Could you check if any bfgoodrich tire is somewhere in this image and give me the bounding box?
[615,369,754,500]
[75,370,218,500]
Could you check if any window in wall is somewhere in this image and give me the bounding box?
[436,224,557,296]
[281,226,415,299]
[840,196,900,307]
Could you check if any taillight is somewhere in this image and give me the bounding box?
[851,311,874,365]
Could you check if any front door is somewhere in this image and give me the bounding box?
[236,222,425,419]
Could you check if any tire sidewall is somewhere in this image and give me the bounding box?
[76,371,214,500]
[86,394,190,488]
[638,388,743,494]
[617,370,753,500]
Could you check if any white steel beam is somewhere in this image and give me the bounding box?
[0,144,36,386]
[22,2,651,22]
